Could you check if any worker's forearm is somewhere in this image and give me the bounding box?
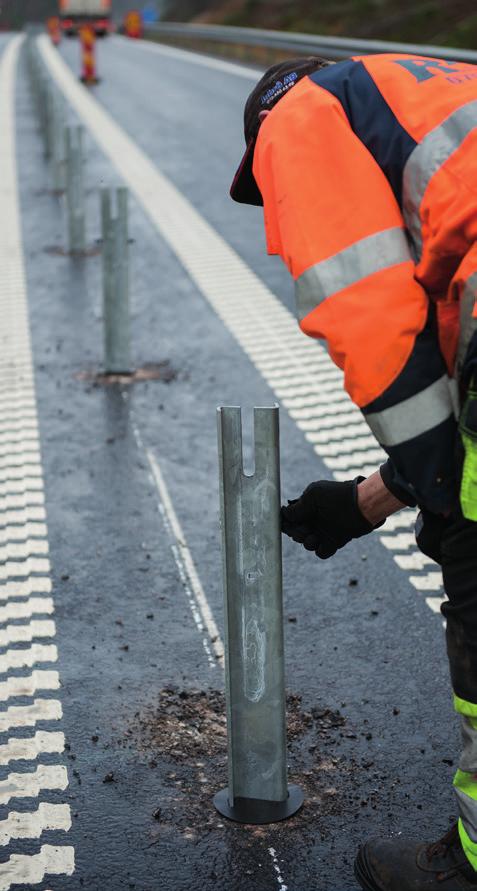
[357,470,406,526]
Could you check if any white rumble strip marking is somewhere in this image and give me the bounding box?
[0,731,65,767]
[0,645,58,675]
[39,34,445,621]
[0,803,71,846]
[0,35,74,889]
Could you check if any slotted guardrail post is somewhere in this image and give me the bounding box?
[65,126,86,254]
[101,188,131,374]
[214,405,303,824]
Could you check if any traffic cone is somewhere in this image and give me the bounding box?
[47,16,61,45]
[79,26,99,85]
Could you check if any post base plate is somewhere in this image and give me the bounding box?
[213,785,304,824]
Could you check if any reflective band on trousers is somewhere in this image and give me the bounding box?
[294,227,411,322]
[364,374,455,447]
[454,697,477,870]
[455,772,477,846]
[458,819,477,871]
[403,99,477,257]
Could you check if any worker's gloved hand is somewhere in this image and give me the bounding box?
[281,477,378,559]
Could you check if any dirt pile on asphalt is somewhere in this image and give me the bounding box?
[120,687,373,837]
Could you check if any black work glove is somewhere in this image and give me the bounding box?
[281,477,379,559]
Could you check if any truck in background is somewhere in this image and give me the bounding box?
[59,0,112,37]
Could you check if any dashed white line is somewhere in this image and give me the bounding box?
[268,847,288,891]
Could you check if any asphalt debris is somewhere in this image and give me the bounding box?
[75,361,178,387]
[115,687,388,839]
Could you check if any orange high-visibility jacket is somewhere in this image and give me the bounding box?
[253,54,477,512]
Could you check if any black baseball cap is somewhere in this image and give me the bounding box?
[230,56,331,206]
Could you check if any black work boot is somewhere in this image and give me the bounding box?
[355,824,477,890]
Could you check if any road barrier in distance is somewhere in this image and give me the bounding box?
[144,22,477,67]
[65,126,86,254]
[101,188,131,375]
[215,405,303,824]
[27,40,66,190]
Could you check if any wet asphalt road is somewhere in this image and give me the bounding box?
[2,31,461,890]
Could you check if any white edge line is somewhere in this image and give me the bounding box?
[115,33,262,80]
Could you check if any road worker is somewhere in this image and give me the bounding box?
[231,54,477,891]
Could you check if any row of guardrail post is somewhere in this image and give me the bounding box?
[26,37,131,375]
[25,35,302,827]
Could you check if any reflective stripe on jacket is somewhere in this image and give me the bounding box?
[253,54,477,511]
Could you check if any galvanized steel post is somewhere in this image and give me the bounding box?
[101,188,131,374]
[214,405,303,824]
[45,87,55,163]
[51,96,65,192]
[65,126,86,254]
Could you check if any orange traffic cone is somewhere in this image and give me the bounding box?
[79,25,99,85]
[47,16,61,45]
[124,10,143,39]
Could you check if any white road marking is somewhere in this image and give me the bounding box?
[0,731,65,766]
[0,671,60,702]
[379,533,417,551]
[0,765,68,806]
[0,477,44,494]
[0,803,71,846]
[382,511,417,530]
[0,700,62,733]
[0,644,58,674]
[394,552,434,570]
[268,847,288,891]
[0,844,74,889]
[410,572,444,591]
[147,446,223,664]
[0,598,54,623]
[0,36,73,887]
[426,596,446,613]
[121,34,262,79]
[0,620,56,647]
[0,434,40,447]
[0,523,48,543]
[0,578,52,602]
[0,467,42,482]
[0,558,50,580]
[0,493,44,510]
[0,541,49,561]
[128,408,223,666]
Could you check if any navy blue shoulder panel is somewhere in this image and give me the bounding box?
[310,60,417,206]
